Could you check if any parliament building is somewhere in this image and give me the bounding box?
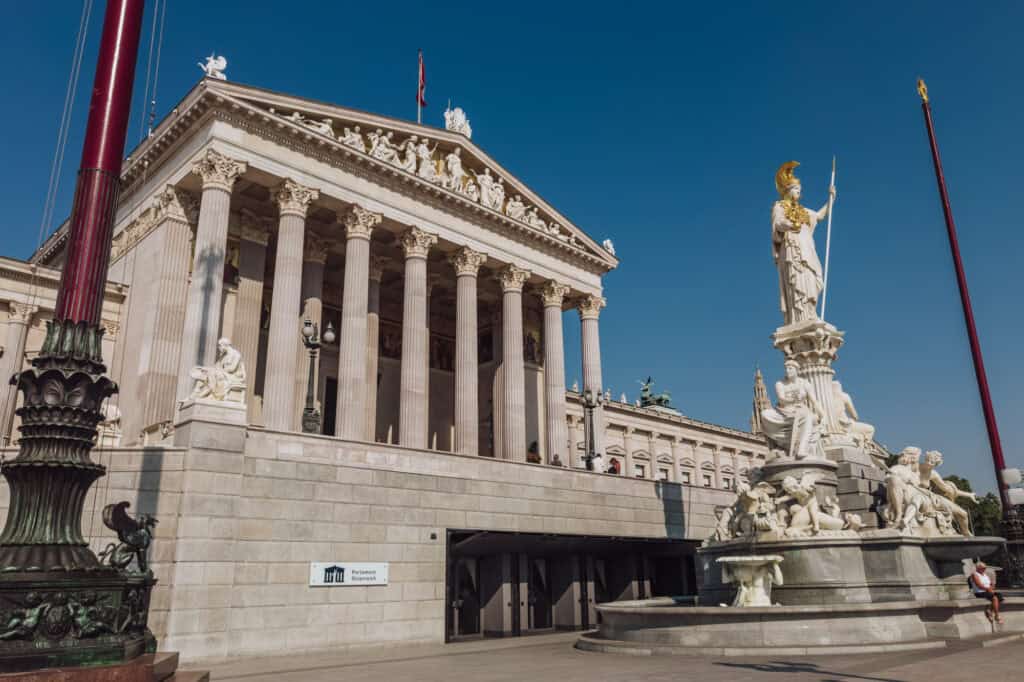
[0,78,768,661]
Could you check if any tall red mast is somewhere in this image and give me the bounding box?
[917,79,1010,513]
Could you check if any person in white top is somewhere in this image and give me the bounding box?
[970,561,1005,624]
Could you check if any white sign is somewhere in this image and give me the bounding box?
[309,562,389,587]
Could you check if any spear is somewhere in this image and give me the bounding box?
[820,156,836,321]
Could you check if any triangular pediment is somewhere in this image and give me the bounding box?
[129,79,617,271]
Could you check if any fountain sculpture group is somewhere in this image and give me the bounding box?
[578,161,1010,656]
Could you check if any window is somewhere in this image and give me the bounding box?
[681,471,692,484]
[634,464,646,479]
[657,468,670,481]
[722,477,732,490]
[702,474,712,487]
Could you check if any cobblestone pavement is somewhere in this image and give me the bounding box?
[193,632,1024,682]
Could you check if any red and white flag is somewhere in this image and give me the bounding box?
[416,49,427,122]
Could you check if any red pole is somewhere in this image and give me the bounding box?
[917,79,1010,512]
[53,0,146,326]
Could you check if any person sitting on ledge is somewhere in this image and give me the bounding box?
[971,561,1005,624]
[526,441,541,464]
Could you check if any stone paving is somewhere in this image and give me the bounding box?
[189,631,1024,682]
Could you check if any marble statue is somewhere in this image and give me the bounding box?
[771,161,835,325]
[490,177,506,212]
[730,481,780,539]
[460,178,480,202]
[341,126,366,152]
[416,138,439,182]
[776,473,861,537]
[97,403,123,447]
[443,105,473,138]
[920,450,977,536]
[444,148,465,191]
[619,393,627,403]
[189,338,246,403]
[474,169,494,207]
[369,130,400,165]
[524,208,546,230]
[760,360,826,459]
[717,555,784,607]
[602,239,616,255]
[505,194,526,220]
[571,380,579,392]
[198,54,227,80]
[831,380,875,447]
[399,136,419,173]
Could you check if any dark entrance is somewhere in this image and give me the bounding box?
[322,376,337,436]
[447,557,482,639]
[527,557,553,631]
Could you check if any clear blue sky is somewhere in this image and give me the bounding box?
[2,2,1021,492]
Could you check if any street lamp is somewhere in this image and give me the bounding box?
[582,388,605,472]
[301,318,334,434]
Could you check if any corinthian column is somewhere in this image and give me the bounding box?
[450,247,486,455]
[399,227,437,448]
[541,281,570,465]
[578,294,607,458]
[294,234,329,427]
[499,264,530,461]
[336,205,382,440]
[0,303,35,443]
[177,148,246,400]
[263,178,318,431]
[233,210,271,423]
[365,256,386,440]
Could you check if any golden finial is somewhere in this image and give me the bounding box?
[917,78,929,103]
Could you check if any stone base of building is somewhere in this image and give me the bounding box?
[0,652,206,681]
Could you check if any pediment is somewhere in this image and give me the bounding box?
[123,79,618,273]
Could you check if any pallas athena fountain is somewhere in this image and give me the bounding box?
[578,161,1013,656]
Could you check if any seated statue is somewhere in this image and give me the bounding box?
[883,446,957,536]
[831,380,875,448]
[189,338,246,403]
[920,450,976,536]
[760,360,826,459]
[775,473,861,537]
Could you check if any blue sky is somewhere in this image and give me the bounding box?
[2,2,1021,492]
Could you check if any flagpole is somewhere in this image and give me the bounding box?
[417,49,422,124]
[820,155,836,321]
[917,79,1010,513]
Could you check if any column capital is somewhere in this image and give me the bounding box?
[343,205,382,241]
[400,226,437,259]
[239,209,272,246]
[303,233,330,264]
[154,185,198,225]
[577,294,606,320]
[273,178,319,218]
[191,148,247,192]
[101,318,120,339]
[369,255,388,283]
[540,281,570,308]
[449,246,486,277]
[498,264,531,293]
[8,302,36,324]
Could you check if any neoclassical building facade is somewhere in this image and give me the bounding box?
[0,78,768,659]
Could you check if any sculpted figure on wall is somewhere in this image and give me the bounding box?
[771,161,835,325]
[189,338,246,403]
[399,135,419,173]
[369,130,400,164]
[760,360,826,459]
[505,194,526,220]
[341,126,366,152]
[416,138,440,182]
[444,147,465,191]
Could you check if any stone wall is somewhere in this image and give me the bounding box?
[0,415,735,664]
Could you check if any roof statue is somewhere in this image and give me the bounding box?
[638,377,678,413]
[199,54,228,80]
[443,104,472,138]
[602,239,616,255]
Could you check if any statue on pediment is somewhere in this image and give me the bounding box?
[460,178,480,202]
[399,136,419,173]
[444,105,473,138]
[369,130,400,164]
[444,148,465,191]
[525,208,547,230]
[198,54,227,80]
[341,126,366,152]
[416,138,440,182]
[602,239,616,255]
[505,195,526,220]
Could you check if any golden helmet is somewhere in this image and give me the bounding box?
[775,161,801,197]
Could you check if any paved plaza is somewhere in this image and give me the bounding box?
[189,632,1024,682]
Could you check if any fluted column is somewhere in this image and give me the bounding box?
[450,247,486,455]
[177,148,246,399]
[499,264,530,461]
[624,427,636,477]
[233,210,271,422]
[365,256,386,440]
[541,281,570,465]
[0,303,35,443]
[263,179,318,431]
[295,234,329,427]
[399,227,437,448]
[336,206,382,440]
[578,294,607,459]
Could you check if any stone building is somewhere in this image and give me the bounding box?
[0,78,767,661]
